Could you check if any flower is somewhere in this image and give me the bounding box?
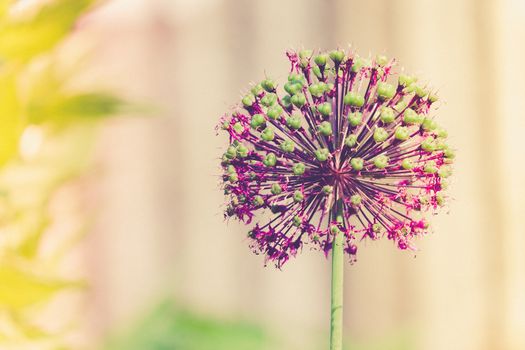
[218,48,454,268]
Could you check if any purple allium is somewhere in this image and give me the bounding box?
[218,49,454,268]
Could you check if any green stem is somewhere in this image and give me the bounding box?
[330,199,344,350]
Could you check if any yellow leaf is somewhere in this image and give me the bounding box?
[0,72,23,167]
[0,0,94,61]
[0,264,82,309]
[16,216,50,259]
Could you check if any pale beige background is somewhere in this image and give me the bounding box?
[77,0,525,349]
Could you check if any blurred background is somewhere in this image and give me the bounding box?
[1,0,525,349]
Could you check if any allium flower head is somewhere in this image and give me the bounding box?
[218,48,454,268]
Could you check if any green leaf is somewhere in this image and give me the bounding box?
[105,301,275,350]
[28,93,124,124]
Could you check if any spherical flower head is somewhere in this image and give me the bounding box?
[218,48,454,268]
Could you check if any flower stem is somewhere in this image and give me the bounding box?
[330,199,344,350]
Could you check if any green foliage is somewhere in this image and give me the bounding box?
[105,302,275,350]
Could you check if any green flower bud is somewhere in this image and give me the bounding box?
[422,118,437,131]
[314,54,328,67]
[250,114,265,129]
[428,94,439,103]
[227,165,236,174]
[315,148,330,162]
[443,147,455,159]
[229,173,238,182]
[395,100,407,111]
[237,144,248,158]
[345,134,358,147]
[291,93,306,108]
[318,121,333,136]
[403,109,420,124]
[424,161,438,174]
[261,127,275,141]
[343,92,365,107]
[288,73,305,85]
[271,183,282,195]
[312,65,322,79]
[251,84,264,96]
[317,102,332,117]
[286,114,302,130]
[436,193,445,206]
[267,105,284,120]
[372,223,381,233]
[261,79,276,92]
[415,86,427,98]
[376,82,396,100]
[233,122,244,134]
[329,50,345,64]
[373,127,389,142]
[398,74,416,87]
[373,154,389,169]
[322,185,333,195]
[221,154,231,165]
[350,194,362,206]
[401,158,414,170]
[280,139,295,153]
[281,95,292,108]
[260,93,277,107]
[293,190,304,202]
[222,120,230,130]
[253,195,264,207]
[438,165,452,178]
[436,128,448,138]
[376,54,388,66]
[293,215,302,227]
[351,57,365,72]
[298,56,308,68]
[347,111,363,126]
[350,157,364,171]
[394,126,410,141]
[421,137,436,152]
[299,49,313,60]
[242,94,256,107]
[225,145,237,159]
[434,138,447,150]
[380,107,395,123]
[405,84,417,93]
[292,162,305,175]
[308,83,324,98]
[284,82,303,95]
[263,153,277,167]
[330,225,340,235]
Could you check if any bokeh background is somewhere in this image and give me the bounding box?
[4,0,525,349]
